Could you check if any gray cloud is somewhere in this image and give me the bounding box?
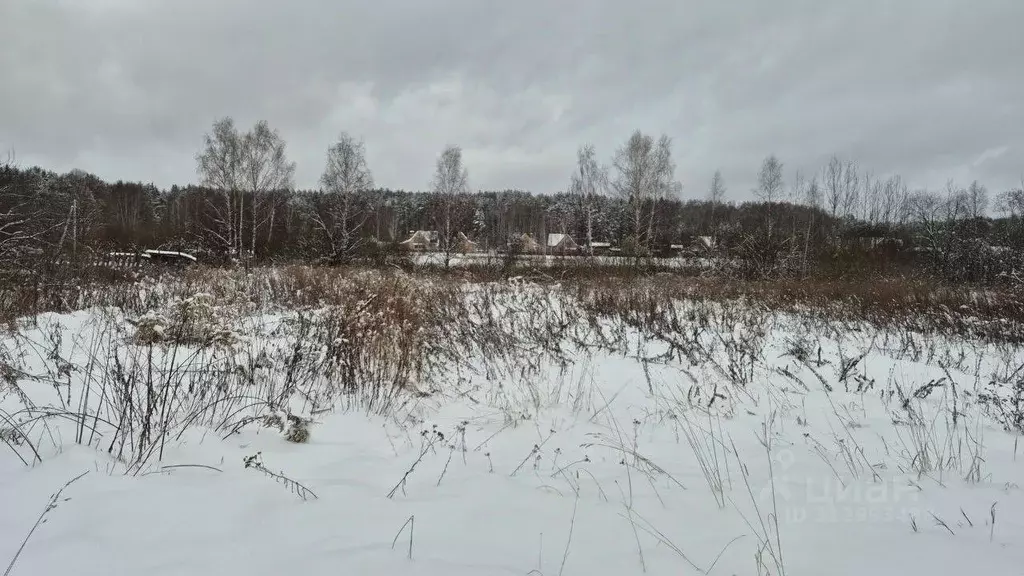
[2,0,1022,198]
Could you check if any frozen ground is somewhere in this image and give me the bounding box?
[2,284,1023,575]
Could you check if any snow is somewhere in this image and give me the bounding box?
[2,290,1024,575]
[144,249,198,262]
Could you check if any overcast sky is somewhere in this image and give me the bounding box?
[2,0,1022,199]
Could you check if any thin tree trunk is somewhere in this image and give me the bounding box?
[585,200,593,256]
[251,191,258,261]
[266,203,275,249]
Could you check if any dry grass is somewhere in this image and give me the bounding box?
[3,261,1023,576]
[5,263,1023,341]
[573,275,1024,343]
[3,263,1022,479]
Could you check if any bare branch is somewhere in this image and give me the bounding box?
[309,132,375,261]
[570,144,607,254]
[432,145,470,267]
[709,170,726,204]
[611,130,679,250]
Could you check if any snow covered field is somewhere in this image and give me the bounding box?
[407,251,726,272]
[2,271,1023,575]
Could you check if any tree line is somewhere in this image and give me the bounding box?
[2,117,1023,281]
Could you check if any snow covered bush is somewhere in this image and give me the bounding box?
[131,311,166,344]
[263,411,313,444]
[130,292,239,346]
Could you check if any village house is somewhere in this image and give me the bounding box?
[671,236,717,257]
[546,233,579,254]
[399,230,439,252]
[588,241,612,253]
[456,232,480,253]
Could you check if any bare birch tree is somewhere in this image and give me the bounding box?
[966,180,989,219]
[909,189,944,242]
[317,132,374,261]
[432,145,470,268]
[196,117,243,257]
[878,174,906,225]
[197,118,294,263]
[996,184,1024,247]
[708,169,726,236]
[241,121,295,260]
[788,170,807,208]
[612,131,651,247]
[612,130,679,252]
[820,155,862,221]
[943,180,968,222]
[996,186,1024,219]
[709,169,726,204]
[649,135,683,245]
[862,170,882,223]
[568,144,606,255]
[822,155,843,218]
[756,154,784,204]
[840,160,860,219]
[802,176,822,276]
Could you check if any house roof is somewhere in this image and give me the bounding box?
[144,249,197,262]
[547,233,575,247]
[400,230,438,244]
